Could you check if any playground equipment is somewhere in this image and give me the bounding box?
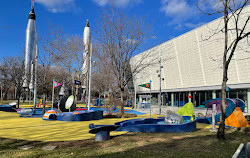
[43,110,58,120]
[114,118,196,133]
[65,95,74,110]
[0,104,16,112]
[17,108,32,116]
[164,112,184,124]
[52,95,104,121]
[18,108,54,118]
[58,96,76,112]
[197,98,249,128]
[57,110,103,121]
[89,124,121,141]
[176,102,194,120]
[89,102,196,135]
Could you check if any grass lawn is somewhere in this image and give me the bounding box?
[0,123,249,158]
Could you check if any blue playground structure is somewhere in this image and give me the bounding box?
[88,117,196,141]
[18,108,56,118]
[89,102,197,139]
[114,118,197,133]
[0,105,16,112]
[57,110,103,121]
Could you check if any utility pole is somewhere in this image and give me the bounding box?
[157,58,164,115]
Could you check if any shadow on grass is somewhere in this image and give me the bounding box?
[94,131,250,158]
[1,129,250,158]
[0,138,46,150]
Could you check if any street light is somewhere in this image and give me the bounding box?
[157,58,164,114]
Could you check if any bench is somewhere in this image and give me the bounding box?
[89,124,120,141]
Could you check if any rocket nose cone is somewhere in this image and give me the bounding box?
[86,19,90,27]
[29,8,36,20]
[31,8,35,13]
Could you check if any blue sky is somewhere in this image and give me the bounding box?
[0,0,221,57]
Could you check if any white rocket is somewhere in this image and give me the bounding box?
[82,19,92,111]
[23,1,37,90]
[82,19,91,75]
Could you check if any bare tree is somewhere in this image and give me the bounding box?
[0,56,24,107]
[46,26,85,102]
[197,0,250,139]
[0,59,11,100]
[38,34,55,113]
[92,44,116,99]
[38,29,71,113]
[95,7,158,115]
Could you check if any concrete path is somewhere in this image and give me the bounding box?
[136,105,207,116]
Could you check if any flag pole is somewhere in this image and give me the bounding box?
[150,80,152,118]
[52,79,55,110]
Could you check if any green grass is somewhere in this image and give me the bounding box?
[0,124,250,158]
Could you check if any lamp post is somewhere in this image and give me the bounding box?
[157,58,164,115]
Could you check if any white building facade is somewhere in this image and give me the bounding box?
[131,5,250,113]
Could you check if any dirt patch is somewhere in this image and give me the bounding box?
[136,141,148,147]
[172,135,192,140]
[48,140,97,149]
[150,137,169,142]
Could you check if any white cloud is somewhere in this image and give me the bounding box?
[184,22,206,29]
[198,0,249,13]
[160,0,206,30]
[36,0,76,13]
[160,0,193,19]
[93,0,142,7]
[125,38,138,44]
[173,22,206,30]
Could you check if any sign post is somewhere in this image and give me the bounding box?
[75,80,81,85]
[52,79,61,110]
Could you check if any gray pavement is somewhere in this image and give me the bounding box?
[136,105,250,116]
[136,105,207,116]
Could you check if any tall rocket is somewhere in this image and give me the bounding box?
[23,0,37,90]
[82,19,92,111]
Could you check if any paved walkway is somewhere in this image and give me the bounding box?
[136,105,207,116]
[136,105,250,116]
